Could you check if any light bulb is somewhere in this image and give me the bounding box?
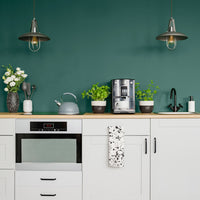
[32,36,38,45]
[166,35,177,50]
[28,36,41,52]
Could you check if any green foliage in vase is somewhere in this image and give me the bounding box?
[2,64,28,93]
[82,83,110,101]
[135,80,159,101]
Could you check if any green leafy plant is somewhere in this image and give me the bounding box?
[2,65,28,93]
[82,83,110,101]
[135,80,159,101]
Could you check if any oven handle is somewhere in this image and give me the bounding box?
[40,178,56,181]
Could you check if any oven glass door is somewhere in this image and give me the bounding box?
[16,134,82,163]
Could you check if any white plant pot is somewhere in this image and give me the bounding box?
[91,101,106,113]
[139,101,154,113]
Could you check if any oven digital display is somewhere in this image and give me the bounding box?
[43,123,54,129]
[30,122,67,131]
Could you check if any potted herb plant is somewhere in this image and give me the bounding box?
[2,65,28,112]
[82,83,110,113]
[135,80,159,113]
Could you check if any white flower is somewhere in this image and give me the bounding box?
[11,75,16,79]
[5,72,10,76]
[16,67,21,71]
[22,74,28,78]
[10,82,16,87]
[4,80,9,84]
[16,71,21,75]
[6,77,12,82]
[14,78,20,81]
[4,88,8,92]
[20,70,24,74]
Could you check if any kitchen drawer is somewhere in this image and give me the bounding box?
[15,171,82,187]
[0,119,15,135]
[83,119,150,135]
[16,186,81,200]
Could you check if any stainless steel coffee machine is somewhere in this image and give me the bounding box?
[112,79,135,113]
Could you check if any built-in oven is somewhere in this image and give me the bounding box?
[15,119,82,171]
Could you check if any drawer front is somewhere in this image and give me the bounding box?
[16,186,81,200]
[15,171,82,187]
[0,119,15,135]
[83,119,150,135]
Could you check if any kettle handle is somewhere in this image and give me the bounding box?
[61,93,78,103]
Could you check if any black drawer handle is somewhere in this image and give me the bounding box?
[40,178,56,181]
[40,194,56,197]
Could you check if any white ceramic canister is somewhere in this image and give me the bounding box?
[188,96,195,113]
[23,100,32,114]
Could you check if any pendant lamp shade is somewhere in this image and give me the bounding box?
[156,17,188,41]
[18,18,50,42]
[156,0,188,50]
[18,0,50,52]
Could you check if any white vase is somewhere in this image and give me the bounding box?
[23,100,32,114]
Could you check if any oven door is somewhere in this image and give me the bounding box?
[16,134,82,171]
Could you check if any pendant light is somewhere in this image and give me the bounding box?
[18,0,50,52]
[156,0,188,50]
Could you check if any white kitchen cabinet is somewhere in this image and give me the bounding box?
[0,119,15,135]
[15,171,82,200]
[0,170,14,200]
[0,136,15,169]
[83,135,150,200]
[83,119,150,200]
[151,119,200,200]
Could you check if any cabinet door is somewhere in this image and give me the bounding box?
[0,136,15,169]
[83,136,150,200]
[151,119,200,200]
[0,170,14,200]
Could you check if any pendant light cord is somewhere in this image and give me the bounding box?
[33,0,35,18]
[171,0,173,17]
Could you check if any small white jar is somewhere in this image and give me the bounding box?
[23,100,32,114]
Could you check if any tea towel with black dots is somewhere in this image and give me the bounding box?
[108,126,125,168]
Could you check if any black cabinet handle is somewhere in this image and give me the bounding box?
[145,138,147,154]
[154,137,157,153]
[40,178,56,181]
[40,194,56,197]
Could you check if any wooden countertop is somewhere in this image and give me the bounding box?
[0,112,200,119]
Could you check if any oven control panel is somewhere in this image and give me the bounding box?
[30,122,67,131]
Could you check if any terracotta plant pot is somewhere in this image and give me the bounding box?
[139,101,154,113]
[91,101,106,113]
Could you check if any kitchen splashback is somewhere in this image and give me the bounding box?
[0,0,197,113]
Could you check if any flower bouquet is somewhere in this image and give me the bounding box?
[2,64,28,112]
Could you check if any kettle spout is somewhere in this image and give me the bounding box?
[54,100,61,106]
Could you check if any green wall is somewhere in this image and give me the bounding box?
[0,0,199,113]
